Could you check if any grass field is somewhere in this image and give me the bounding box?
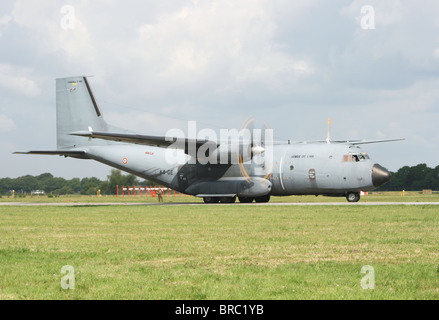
[2,190,439,203]
[1,200,438,300]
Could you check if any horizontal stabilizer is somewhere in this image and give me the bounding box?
[14,150,88,159]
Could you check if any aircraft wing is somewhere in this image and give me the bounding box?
[344,138,406,145]
[70,130,218,149]
[287,138,405,145]
[73,130,404,148]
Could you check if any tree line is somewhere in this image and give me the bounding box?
[0,170,153,196]
[377,163,439,191]
[1,164,438,196]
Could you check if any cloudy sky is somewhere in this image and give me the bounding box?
[1,0,439,179]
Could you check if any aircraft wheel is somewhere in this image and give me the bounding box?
[255,195,271,203]
[346,192,360,203]
[238,197,254,203]
[203,197,219,204]
[219,196,236,203]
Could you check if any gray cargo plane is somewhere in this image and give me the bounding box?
[16,76,403,203]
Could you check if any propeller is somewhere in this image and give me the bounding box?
[240,116,269,157]
[239,117,274,181]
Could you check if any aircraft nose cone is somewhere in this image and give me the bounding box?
[372,164,391,187]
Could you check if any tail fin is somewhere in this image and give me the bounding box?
[56,76,114,149]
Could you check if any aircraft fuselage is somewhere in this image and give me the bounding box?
[82,141,388,201]
[17,76,395,203]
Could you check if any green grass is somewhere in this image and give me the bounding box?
[0,204,438,299]
[2,191,439,203]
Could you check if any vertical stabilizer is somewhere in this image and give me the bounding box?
[56,76,110,149]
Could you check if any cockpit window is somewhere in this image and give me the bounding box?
[343,152,369,162]
[360,152,370,160]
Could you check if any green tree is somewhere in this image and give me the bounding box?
[68,178,81,193]
[80,177,103,195]
[55,185,74,195]
[0,178,13,194]
[105,169,139,195]
[51,177,68,193]
[13,175,40,192]
[377,163,439,191]
[37,173,57,192]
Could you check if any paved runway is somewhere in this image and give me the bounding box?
[1,201,439,206]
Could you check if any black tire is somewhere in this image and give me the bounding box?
[255,194,271,203]
[203,197,219,204]
[346,192,360,203]
[219,196,236,203]
[238,197,254,203]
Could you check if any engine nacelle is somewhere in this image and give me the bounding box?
[238,177,272,197]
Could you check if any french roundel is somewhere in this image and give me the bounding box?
[122,158,128,164]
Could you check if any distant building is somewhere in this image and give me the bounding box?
[31,190,46,196]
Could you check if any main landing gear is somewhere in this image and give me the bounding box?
[203,195,271,204]
[203,196,236,204]
[239,195,270,203]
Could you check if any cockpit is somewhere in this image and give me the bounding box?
[343,152,370,162]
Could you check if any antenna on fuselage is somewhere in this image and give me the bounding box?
[326,118,331,144]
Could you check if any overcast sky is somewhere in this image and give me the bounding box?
[1,0,439,180]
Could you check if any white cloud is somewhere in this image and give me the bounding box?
[379,78,439,113]
[0,114,15,132]
[0,15,11,36]
[5,1,317,100]
[124,0,316,95]
[11,0,97,68]
[105,110,190,136]
[0,64,40,96]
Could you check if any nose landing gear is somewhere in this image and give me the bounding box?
[346,192,360,203]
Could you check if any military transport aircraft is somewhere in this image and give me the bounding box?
[16,76,403,203]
